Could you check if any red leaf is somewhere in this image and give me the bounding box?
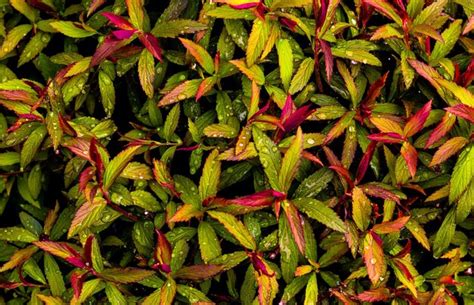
[425,112,456,148]
[112,29,136,40]
[329,165,354,190]
[319,39,333,82]
[279,17,297,31]
[173,264,224,281]
[301,150,324,166]
[64,138,92,162]
[154,229,172,273]
[362,184,400,203]
[355,141,376,184]
[89,138,104,181]
[138,33,162,61]
[228,2,260,9]
[445,104,474,124]
[249,252,274,276]
[33,241,85,268]
[283,201,305,255]
[357,288,391,302]
[373,216,410,234]
[461,58,474,87]
[275,97,315,141]
[401,142,418,178]
[101,12,135,30]
[0,281,22,289]
[58,113,76,136]
[91,35,129,67]
[79,167,95,191]
[367,132,405,144]
[403,100,432,137]
[360,72,389,117]
[71,270,87,299]
[393,258,413,281]
[230,190,285,207]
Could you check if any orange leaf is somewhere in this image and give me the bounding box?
[363,231,386,284]
[429,137,468,167]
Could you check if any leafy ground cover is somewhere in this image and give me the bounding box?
[0,0,473,304]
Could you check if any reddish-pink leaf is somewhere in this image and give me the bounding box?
[367,132,405,144]
[283,201,305,255]
[71,270,88,299]
[357,288,391,302]
[355,141,376,184]
[360,72,389,116]
[275,98,315,141]
[64,138,92,162]
[362,184,400,203]
[329,165,354,190]
[0,282,22,289]
[79,167,95,191]
[249,252,274,277]
[91,35,130,67]
[401,142,418,178]
[112,29,136,40]
[429,137,468,167]
[173,264,224,281]
[154,229,172,273]
[425,112,456,148]
[33,241,85,268]
[319,39,334,82]
[229,190,285,207]
[279,17,297,31]
[101,12,135,30]
[372,216,410,234]
[403,100,432,137]
[445,104,474,124]
[461,58,474,87]
[138,32,162,61]
[195,77,216,101]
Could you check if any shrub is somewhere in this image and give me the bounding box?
[0,0,473,304]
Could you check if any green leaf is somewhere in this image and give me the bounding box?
[130,190,161,211]
[276,38,293,91]
[429,20,462,64]
[126,0,145,30]
[10,0,38,22]
[18,31,50,67]
[138,49,155,99]
[0,152,20,166]
[0,226,39,242]
[271,0,312,9]
[50,21,96,38]
[203,123,238,138]
[289,57,314,95]
[304,273,318,305]
[99,70,116,117]
[105,283,127,305]
[20,125,47,169]
[208,6,255,19]
[456,180,474,223]
[247,18,269,66]
[253,127,281,191]
[179,38,214,74]
[352,187,372,231]
[279,127,303,192]
[90,236,104,272]
[163,103,180,141]
[413,0,448,26]
[293,167,333,199]
[293,198,346,232]
[46,111,62,151]
[151,19,207,38]
[449,144,474,202]
[207,210,256,250]
[331,48,381,66]
[279,214,299,283]
[103,145,142,190]
[199,149,221,201]
[44,254,66,297]
[0,24,33,59]
[433,207,456,258]
[198,221,222,263]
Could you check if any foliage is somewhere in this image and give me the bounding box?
[0,0,473,304]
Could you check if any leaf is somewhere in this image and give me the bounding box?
[199,149,221,201]
[173,264,224,281]
[179,38,214,74]
[324,111,355,144]
[357,288,391,302]
[282,200,305,255]
[363,231,386,284]
[105,283,127,305]
[279,127,303,192]
[293,198,346,232]
[37,295,64,305]
[10,0,38,22]
[198,221,222,263]
[331,48,381,66]
[390,258,417,297]
[18,31,50,67]
[401,142,418,178]
[372,216,410,234]
[304,273,318,305]
[405,219,430,250]
[0,246,37,272]
[247,18,269,66]
[125,0,144,30]
[430,137,468,166]
[138,49,155,99]
[449,144,474,202]
[207,210,256,250]
[163,103,180,141]
[279,215,299,283]
[158,79,201,106]
[44,254,66,296]
[103,145,142,190]
[276,39,293,91]
[98,70,115,117]
[33,241,85,268]
[20,125,47,169]
[429,20,462,64]
[0,226,39,242]
[152,19,207,38]
[229,59,265,85]
[0,24,33,59]
[352,187,372,231]
[203,123,238,138]
[289,57,314,95]
[433,208,456,258]
[271,0,311,9]
[0,152,20,166]
[255,267,278,305]
[253,127,281,191]
[50,21,96,38]
[446,104,474,124]
[99,267,154,283]
[425,111,457,148]
[364,0,403,25]
[68,197,107,238]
